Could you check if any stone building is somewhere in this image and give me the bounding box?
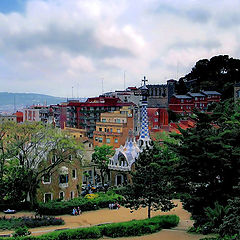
[37,152,82,202]
[147,79,176,108]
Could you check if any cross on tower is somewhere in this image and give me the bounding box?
[142,76,148,86]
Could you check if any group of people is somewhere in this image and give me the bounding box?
[72,207,81,215]
[109,202,120,210]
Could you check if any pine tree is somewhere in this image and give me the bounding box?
[124,144,175,218]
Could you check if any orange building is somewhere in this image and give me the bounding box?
[93,106,134,149]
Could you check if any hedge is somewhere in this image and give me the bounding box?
[38,192,123,215]
[0,214,179,240]
[0,216,64,230]
[200,235,239,240]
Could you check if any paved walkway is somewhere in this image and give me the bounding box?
[0,200,208,240]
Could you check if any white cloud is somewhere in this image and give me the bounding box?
[0,0,239,97]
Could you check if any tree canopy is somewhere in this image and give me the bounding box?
[175,55,240,100]
[168,106,240,226]
[92,145,114,186]
[124,143,176,218]
[0,122,83,207]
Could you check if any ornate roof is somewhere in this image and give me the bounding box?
[108,136,140,171]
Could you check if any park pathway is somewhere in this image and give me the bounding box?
[0,200,208,240]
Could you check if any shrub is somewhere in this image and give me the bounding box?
[0,216,64,230]
[38,192,123,215]
[100,215,179,238]
[0,214,179,240]
[218,197,240,237]
[12,226,31,237]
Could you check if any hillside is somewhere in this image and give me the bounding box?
[0,92,66,106]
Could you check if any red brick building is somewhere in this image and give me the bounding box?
[147,108,169,131]
[168,91,221,115]
[67,97,134,138]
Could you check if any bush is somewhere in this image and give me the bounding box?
[12,226,31,237]
[99,215,179,238]
[0,216,64,230]
[218,197,240,237]
[0,214,179,240]
[38,192,123,215]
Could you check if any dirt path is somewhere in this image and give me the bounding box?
[0,200,207,240]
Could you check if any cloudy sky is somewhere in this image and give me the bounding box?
[0,0,240,98]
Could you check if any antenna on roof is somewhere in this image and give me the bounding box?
[13,95,16,113]
[101,77,104,94]
[124,71,126,90]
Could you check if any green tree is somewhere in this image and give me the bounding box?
[177,55,240,100]
[124,143,175,219]
[92,145,114,186]
[168,109,240,226]
[1,122,83,207]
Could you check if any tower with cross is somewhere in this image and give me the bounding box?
[138,76,151,148]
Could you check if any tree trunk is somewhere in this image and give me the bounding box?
[148,199,151,218]
[100,169,104,186]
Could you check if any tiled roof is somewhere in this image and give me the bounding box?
[201,91,221,95]
[173,94,192,99]
[187,93,205,97]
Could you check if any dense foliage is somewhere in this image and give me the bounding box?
[0,215,179,240]
[92,145,114,186]
[38,192,123,215]
[168,102,240,236]
[0,216,64,230]
[175,55,240,100]
[0,122,82,208]
[124,143,177,218]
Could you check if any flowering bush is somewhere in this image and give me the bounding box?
[85,194,99,199]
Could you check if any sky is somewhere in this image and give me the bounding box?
[0,0,240,98]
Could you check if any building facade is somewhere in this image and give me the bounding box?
[168,91,221,115]
[67,97,134,138]
[93,106,134,149]
[0,114,17,123]
[37,156,82,202]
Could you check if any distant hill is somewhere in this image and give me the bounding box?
[0,92,86,113]
[0,92,66,106]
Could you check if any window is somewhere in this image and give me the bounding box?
[116,119,121,123]
[44,193,52,203]
[59,174,68,184]
[59,191,64,200]
[195,97,198,100]
[102,118,106,122]
[114,139,118,143]
[110,128,112,133]
[181,99,184,103]
[51,155,57,164]
[95,137,98,141]
[70,191,74,199]
[80,134,82,137]
[181,106,183,109]
[155,111,159,116]
[117,129,120,133]
[99,137,103,143]
[99,128,102,131]
[42,173,51,184]
[72,169,77,179]
[154,118,158,122]
[104,128,107,132]
[106,138,110,143]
